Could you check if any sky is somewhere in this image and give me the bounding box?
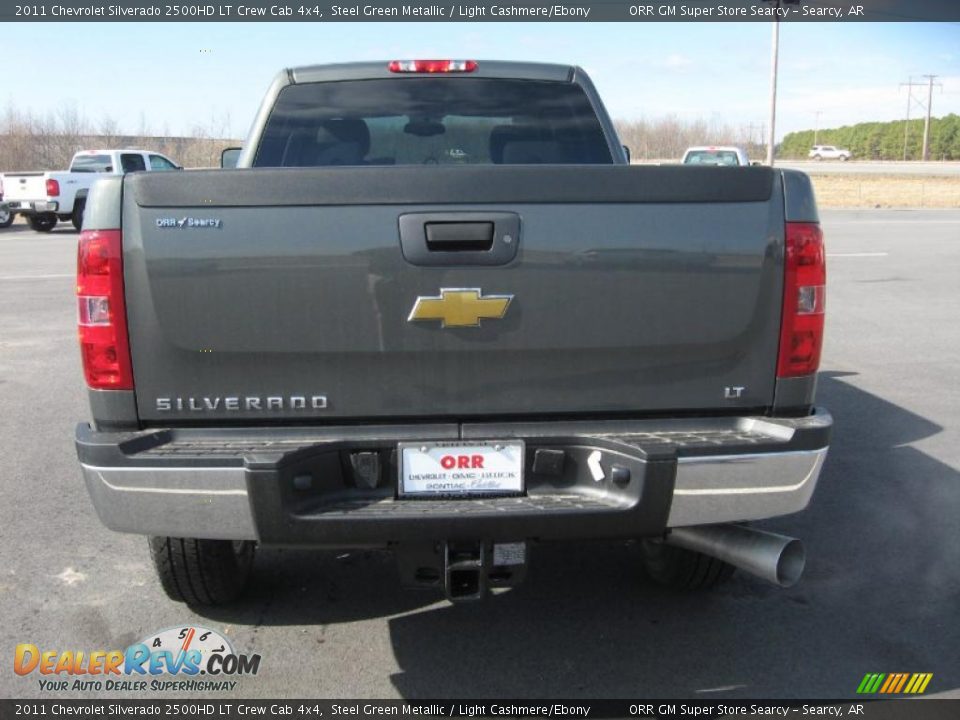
[5,21,959,141]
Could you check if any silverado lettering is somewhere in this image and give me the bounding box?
[155,396,328,411]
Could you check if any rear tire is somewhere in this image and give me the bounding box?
[149,536,255,605]
[27,213,57,232]
[72,199,86,231]
[640,538,735,590]
[0,208,12,228]
[812,154,822,161]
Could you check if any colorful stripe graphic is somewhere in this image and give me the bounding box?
[857,673,933,694]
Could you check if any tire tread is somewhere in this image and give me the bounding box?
[148,536,253,606]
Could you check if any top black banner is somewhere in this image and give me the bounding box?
[3,0,960,22]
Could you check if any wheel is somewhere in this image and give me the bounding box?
[839,155,849,162]
[640,538,735,590]
[72,199,86,231]
[0,207,12,228]
[812,154,822,161]
[27,213,57,232]
[148,536,255,605]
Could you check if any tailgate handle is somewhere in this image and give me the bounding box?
[425,222,494,252]
[399,212,520,267]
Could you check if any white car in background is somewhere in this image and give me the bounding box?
[681,146,751,166]
[808,145,852,161]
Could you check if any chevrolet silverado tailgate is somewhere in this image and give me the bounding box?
[3,173,47,203]
[123,165,784,423]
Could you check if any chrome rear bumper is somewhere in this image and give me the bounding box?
[81,464,257,540]
[668,448,828,526]
[77,410,831,545]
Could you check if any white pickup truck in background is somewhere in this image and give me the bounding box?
[681,146,751,166]
[0,177,14,228]
[3,149,180,232]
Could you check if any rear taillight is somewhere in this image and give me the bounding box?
[46,179,60,197]
[77,229,133,390]
[388,59,478,73]
[777,222,826,378]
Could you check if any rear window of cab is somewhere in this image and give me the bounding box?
[683,150,741,166]
[254,77,613,167]
[70,155,113,172]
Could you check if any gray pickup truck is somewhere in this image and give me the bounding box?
[74,60,831,605]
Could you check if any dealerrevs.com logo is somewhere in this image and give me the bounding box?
[14,625,261,693]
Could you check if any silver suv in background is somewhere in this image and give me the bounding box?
[809,145,851,161]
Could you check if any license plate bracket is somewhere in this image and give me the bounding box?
[398,440,525,497]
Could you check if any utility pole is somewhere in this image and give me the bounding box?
[900,78,923,160]
[766,18,779,165]
[762,0,801,166]
[812,110,823,146]
[921,74,941,161]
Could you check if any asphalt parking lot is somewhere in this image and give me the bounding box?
[1,209,958,700]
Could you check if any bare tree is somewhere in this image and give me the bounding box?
[97,116,125,150]
[0,102,241,172]
[2,101,768,171]
[615,116,765,161]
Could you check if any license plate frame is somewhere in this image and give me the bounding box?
[398,440,525,498]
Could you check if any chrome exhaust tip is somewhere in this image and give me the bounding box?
[665,524,805,588]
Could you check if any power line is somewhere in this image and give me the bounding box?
[811,110,824,146]
[900,76,943,161]
[900,78,920,161]
[921,75,942,162]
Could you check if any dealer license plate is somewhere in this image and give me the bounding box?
[399,441,525,497]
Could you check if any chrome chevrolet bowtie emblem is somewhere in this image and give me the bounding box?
[407,288,513,328]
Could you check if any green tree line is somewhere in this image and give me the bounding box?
[780,115,960,161]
